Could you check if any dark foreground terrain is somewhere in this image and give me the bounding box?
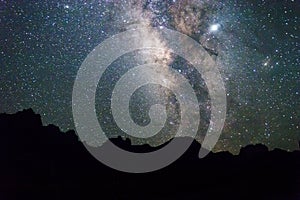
[0,109,299,200]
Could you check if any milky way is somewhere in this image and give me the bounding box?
[0,0,299,154]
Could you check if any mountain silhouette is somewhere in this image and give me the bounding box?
[0,109,299,200]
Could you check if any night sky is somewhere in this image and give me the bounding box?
[1,0,299,154]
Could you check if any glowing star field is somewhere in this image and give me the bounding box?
[0,0,299,154]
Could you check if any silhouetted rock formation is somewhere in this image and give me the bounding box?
[0,109,299,200]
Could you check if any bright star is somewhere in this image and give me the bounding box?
[209,23,220,32]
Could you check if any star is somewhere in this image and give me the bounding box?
[209,23,220,32]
